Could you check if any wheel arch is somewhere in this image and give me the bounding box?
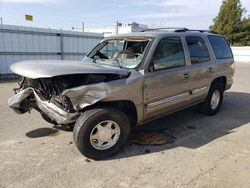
[210,76,227,91]
[80,100,138,127]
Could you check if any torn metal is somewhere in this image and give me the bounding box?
[62,83,112,111]
[8,80,125,125]
[8,88,79,125]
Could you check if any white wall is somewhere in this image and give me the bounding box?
[231,47,250,63]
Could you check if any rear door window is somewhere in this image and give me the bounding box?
[186,36,210,64]
[208,35,233,59]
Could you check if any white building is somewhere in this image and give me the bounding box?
[85,22,149,37]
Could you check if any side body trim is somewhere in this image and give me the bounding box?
[192,86,208,94]
[147,86,208,108]
[147,92,190,108]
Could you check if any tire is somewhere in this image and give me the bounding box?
[73,107,131,160]
[199,82,224,116]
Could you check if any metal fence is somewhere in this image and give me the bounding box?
[0,25,104,77]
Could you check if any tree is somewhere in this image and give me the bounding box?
[210,0,250,46]
[240,17,250,46]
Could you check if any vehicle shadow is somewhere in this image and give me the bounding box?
[112,91,250,160]
[26,128,59,138]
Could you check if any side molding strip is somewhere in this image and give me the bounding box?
[147,92,190,108]
[192,86,208,94]
[147,86,208,108]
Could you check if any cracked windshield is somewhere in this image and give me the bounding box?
[85,38,151,69]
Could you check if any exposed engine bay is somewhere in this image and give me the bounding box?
[9,73,129,125]
[19,74,123,110]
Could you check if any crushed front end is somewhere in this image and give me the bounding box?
[8,74,124,125]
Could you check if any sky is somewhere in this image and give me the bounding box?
[0,0,250,30]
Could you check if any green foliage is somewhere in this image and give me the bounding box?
[210,0,250,46]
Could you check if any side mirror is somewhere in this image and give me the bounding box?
[148,65,154,73]
[148,60,155,72]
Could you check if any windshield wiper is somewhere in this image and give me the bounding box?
[91,55,123,69]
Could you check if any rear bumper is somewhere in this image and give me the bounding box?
[225,61,235,91]
[8,88,79,125]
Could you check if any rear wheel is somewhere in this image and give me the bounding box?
[73,107,130,160]
[199,82,224,115]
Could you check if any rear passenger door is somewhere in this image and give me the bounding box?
[185,36,214,103]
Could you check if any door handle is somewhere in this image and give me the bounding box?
[208,67,213,73]
[183,72,190,79]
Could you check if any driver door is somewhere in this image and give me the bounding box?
[143,36,192,121]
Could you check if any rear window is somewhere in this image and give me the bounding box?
[186,36,210,64]
[208,35,233,59]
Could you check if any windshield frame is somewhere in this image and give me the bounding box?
[85,37,153,70]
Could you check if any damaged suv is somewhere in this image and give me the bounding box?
[9,28,234,159]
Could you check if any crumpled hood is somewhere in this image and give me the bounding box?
[10,60,130,79]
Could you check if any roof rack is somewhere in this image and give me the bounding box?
[141,27,188,32]
[141,28,218,34]
[183,29,218,34]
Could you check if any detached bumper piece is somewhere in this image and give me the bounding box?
[8,88,79,125]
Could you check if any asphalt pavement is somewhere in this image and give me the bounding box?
[1,62,250,188]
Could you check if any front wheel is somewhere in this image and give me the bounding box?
[73,107,131,160]
[199,82,224,116]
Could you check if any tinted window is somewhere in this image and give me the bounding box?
[186,36,210,64]
[208,35,233,59]
[153,37,185,70]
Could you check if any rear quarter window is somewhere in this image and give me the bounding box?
[208,35,233,59]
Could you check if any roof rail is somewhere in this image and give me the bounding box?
[141,27,188,32]
[183,29,218,34]
[141,28,218,34]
